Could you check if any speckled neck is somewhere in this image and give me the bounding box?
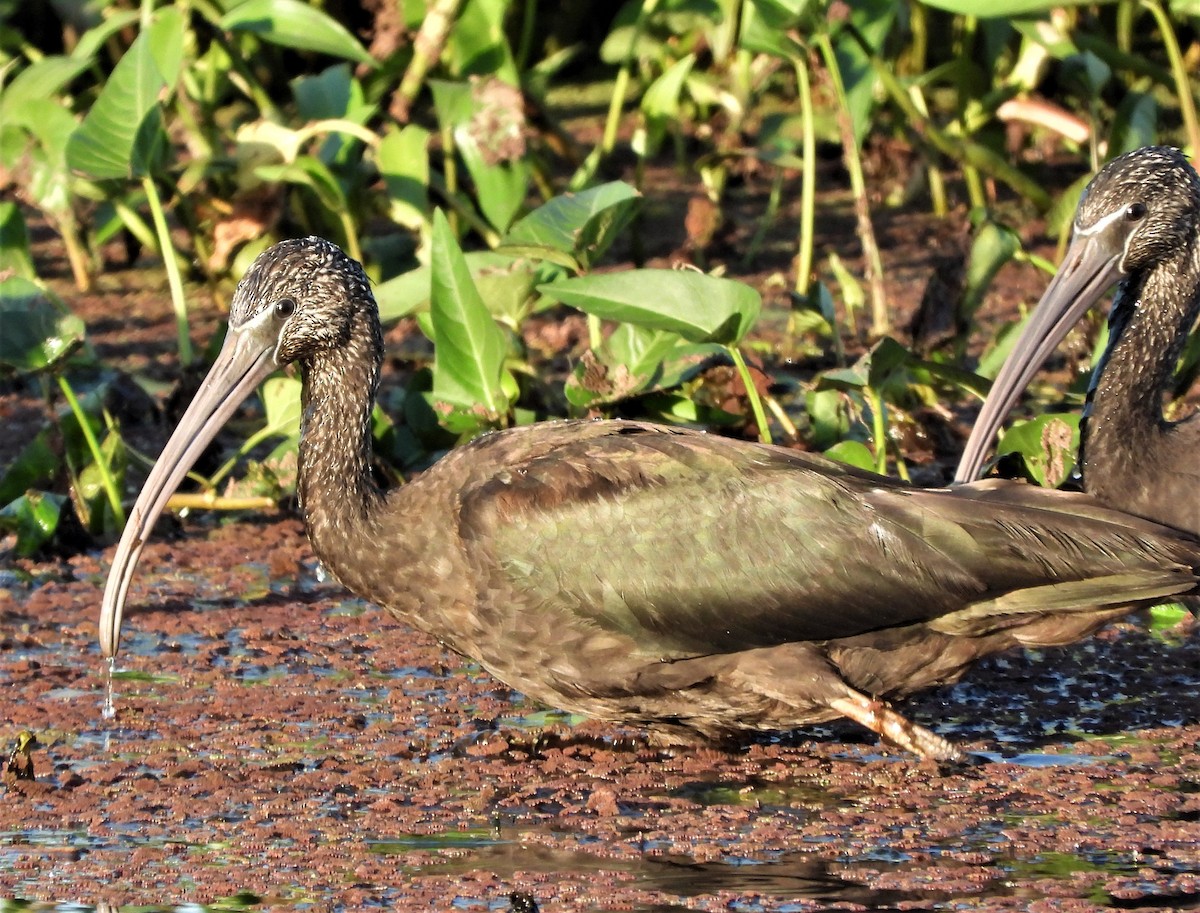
[1082,244,1200,492]
[296,303,386,578]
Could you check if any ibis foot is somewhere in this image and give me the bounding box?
[829,694,966,763]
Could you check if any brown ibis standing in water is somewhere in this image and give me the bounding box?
[956,145,1200,536]
[99,234,1200,762]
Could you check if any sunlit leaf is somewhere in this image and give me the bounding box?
[66,29,167,179]
[429,210,509,417]
[642,54,696,154]
[823,440,876,472]
[222,0,377,67]
[538,269,761,345]
[0,491,66,557]
[503,182,640,270]
[0,278,86,373]
[0,203,35,280]
[996,413,1081,487]
[0,56,89,118]
[378,123,431,231]
[960,221,1022,324]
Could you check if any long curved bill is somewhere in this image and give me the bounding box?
[954,228,1127,484]
[99,319,281,658]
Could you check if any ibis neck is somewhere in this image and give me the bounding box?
[1081,251,1200,497]
[297,307,386,576]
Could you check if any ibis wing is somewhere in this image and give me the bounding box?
[456,425,1197,657]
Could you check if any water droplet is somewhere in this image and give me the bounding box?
[102,655,116,720]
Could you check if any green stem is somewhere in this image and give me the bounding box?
[727,345,771,445]
[57,375,125,528]
[793,52,816,301]
[1141,0,1200,159]
[815,32,888,337]
[867,386,888,475]
[742,170,783,269]
[141,175,193,365]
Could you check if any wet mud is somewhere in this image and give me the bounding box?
[2,517,1200,911]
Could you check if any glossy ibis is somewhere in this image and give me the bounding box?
[99,236,1200,761]
[956,146,1200,536]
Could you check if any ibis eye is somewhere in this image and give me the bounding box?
[274,298,297,318]
[1124,202,1147,222]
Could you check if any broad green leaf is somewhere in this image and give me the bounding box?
[996,413,1080,487]
[0,57,89,118]
[71,9,142,60]
[221,0,377,67]
[503,182,640,269]
[431,78,530,233]
[74,429,126,537]
[817,337,912,391]
[0,278,86,373]
[0,430,56,504]
[0,203,35,280]
[378,123,431,230]
[446,0,518,81]
[429,210,509,416]
[376,252,537,324]
[823,440,877,472]
[147,5,186,91]
[66,30,167,179]
[0,491,66,557]
[642,54,696,154]
[960,221,1022,324]
[538,269,761,345]
[1110,91,1158,157]
[261,376,303,436]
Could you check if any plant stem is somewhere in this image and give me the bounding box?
[815,32,888,338]
[867,385,888,475]
[57,375,125,528]
[792,52,816,301]
[727,345,771,445]
[141,175,193,365]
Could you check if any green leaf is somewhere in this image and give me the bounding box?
[66,29,167,179]
[960,221,1022,324]
[0,430,57,504]
[818,337,913,391]
[430,78,530,233]
[260,376,303,437]
[642,54,696,154]
[538,269,761,344]
[378,124,431,230]
[0,491,66,557]
[376,252,537,324]
[221,0,377,67]
[147,5,186,91]
[0,278,86,373]
[0,56,90,119]
[502,182,640,270]
[0,203,35,280]
[429,211,509,417]
[996,413,1081,488]
[823,440,877,472]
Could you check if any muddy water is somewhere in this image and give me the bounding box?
[2,517,1200,911]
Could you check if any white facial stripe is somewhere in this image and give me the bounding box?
[240,305,278,333]
[1074,205,1130,237]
